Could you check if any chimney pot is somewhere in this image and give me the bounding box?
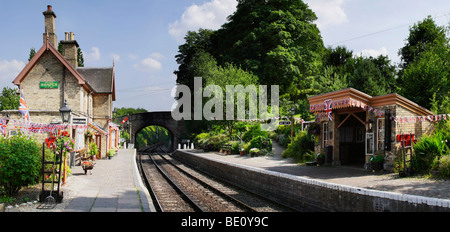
[70,32,75,40]
[65,32,69,41]
[47,5,52,11]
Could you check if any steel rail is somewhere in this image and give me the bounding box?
[155,147,257,212]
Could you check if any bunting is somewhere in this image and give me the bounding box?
[0,117,88,136]
[391,114,450,124]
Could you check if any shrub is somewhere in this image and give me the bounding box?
[242,124,267,142]
[413,133,445,174]
[249,136,272,151]
[282,131,314,162]
[230,141,240,154]
[0,134,41,196]
[439,155,450,178]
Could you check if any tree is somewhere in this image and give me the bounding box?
[212,0,324,100]
[398,16,448,72]
[174,29,215,88]
[28,48,36,61]
[0,87,19,111]
[398,16,450,110]
[401,43,450,111]
[346,55,397,96]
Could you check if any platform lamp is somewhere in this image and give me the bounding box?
[59,100,72,124]
[112,108,117,119]
[289,106,295,142]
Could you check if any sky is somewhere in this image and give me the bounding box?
[0,0,449,112]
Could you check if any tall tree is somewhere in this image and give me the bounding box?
[398,16,448,72]
[398,16,449,110]
[212,0,324,100]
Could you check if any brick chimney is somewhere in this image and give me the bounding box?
[43,5,58,46]
[60,32,79,68]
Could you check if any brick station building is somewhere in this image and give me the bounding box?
[1,5,119,158]
[308,88,434,171]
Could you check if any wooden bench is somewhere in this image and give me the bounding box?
[221,144,232,155]
[75,148,87,166]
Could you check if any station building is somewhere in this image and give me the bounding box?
[1,5,119,158]
[308,88,435,172]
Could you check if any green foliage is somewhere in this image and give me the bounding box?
[230,141,240,154]
[282,131,314,162]
[249,136,272,151]
[413,133,447,174]
[438,155,450,178]
[0,134,41,196]
[398,16,448,71]
[136,126,170,149]
[28,48,36,61]
[0,87,20,111]
[369,154,384,163]
[107,149,115,157]
[397,16,450,110]
[89,142,98,156]
[213,0,324,100]
[242,123,267,143]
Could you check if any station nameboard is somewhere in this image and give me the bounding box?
[40,81,59,89]
[279,121,291,125]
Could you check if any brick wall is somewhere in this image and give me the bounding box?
[172,150,450,212]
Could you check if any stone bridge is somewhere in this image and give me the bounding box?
[116,111,189,151]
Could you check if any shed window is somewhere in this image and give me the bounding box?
[323,122,328,148]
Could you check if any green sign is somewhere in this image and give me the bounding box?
[40,81,59,89]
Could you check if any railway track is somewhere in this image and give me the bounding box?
[138,144,300,212]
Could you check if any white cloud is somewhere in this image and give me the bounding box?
[0,59,25,80]
[134,56,162,72]
[83,47,101,63]
[305,0,348,29]
[355,47,389,58]
[169,0,238,43]
[149,52,165,60]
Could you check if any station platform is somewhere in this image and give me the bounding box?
[187,141,450,201]
[62,149,154,212]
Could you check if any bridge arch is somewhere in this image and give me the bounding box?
[117,111,189,151]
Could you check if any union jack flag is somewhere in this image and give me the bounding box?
[18,89,30,121]
[325,99,333,121]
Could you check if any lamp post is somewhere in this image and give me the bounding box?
[112,108,117,120]
[59,100,72,124]
[289,106,295,142]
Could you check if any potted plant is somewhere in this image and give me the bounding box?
[89,142,99,160]
[369,153,384,171]
[316,153,325,166]
[239,147,245,156]
[107,148,115,160]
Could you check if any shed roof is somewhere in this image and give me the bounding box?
[308,88,433,116]
[77,67,116,100]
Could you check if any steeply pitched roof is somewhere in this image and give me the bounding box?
[13,39,89,90]
[12,38,116,101]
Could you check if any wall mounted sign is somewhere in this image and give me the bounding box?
[39,81,59,89]
[72,117,87,125]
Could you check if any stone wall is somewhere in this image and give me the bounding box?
[172,150,450,212]
[20,50,88,119]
